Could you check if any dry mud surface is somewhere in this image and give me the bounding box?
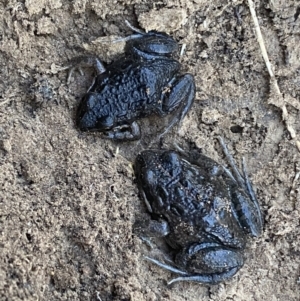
[1,1,300,300]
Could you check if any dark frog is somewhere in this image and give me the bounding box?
[74,23,195,140]
[134,138,263,285]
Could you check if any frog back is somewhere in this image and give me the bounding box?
[89,56,181,124]
[157,162,246,250]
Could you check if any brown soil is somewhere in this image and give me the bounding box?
[1,1,300,300]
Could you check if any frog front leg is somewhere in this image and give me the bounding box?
[103,121,141,141]
[146,242,244,285]
[158,74,195,138]
[133,213,171,250]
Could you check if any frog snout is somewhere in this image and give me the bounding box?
[76,107,95,131]
[135,151,158,178]
[135,152,148,174]
[77,93,106,131]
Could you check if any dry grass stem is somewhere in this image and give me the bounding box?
[247,0,300,152]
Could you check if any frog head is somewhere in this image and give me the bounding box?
[77,93,114,131]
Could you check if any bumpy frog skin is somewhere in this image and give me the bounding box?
[134,141,263,285]
[74,25,195,140]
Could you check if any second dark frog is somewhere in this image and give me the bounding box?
[134,143,263,285]
[74,25,195,141]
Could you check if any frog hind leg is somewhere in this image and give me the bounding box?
[176,137,263,237]
[158,74,195,139]
[230,185,263,237]
[145,242,243,285]
[145,255,239,285]
[218,137,263,237]
[103,121,141,141]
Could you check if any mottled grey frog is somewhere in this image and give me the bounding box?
[134,139,263,285]
[73,23,195,140]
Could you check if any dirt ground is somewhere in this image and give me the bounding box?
[1,0,300,300]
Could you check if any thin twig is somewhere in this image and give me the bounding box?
[247,0,300,152]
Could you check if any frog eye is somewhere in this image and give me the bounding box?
[86,93,97,109]
[145,170,156,187]
[161,151,181,175]
[200,208,207,215]
[161,151,179,163]
[218,208,226,220]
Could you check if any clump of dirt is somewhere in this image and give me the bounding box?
[1,1,300,300]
